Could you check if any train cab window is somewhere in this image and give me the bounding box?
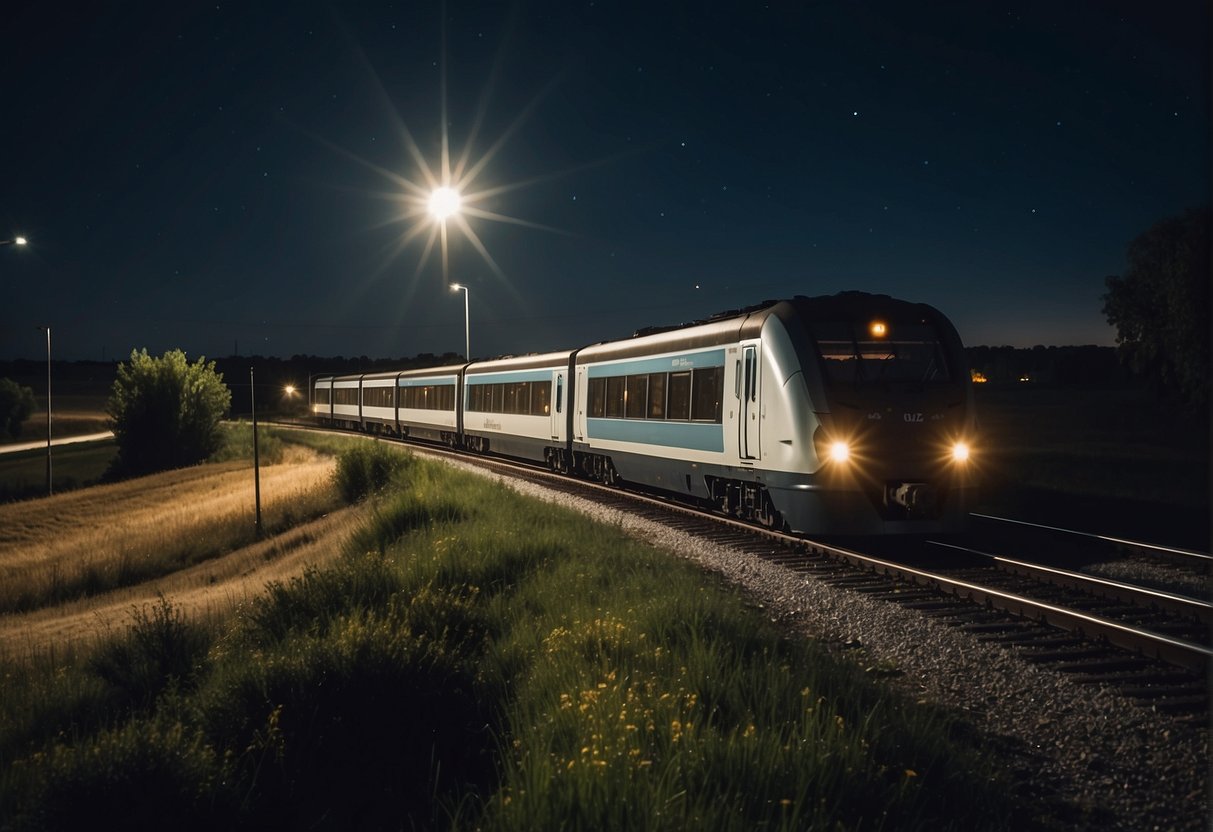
[691,367,723,422]
[666,372,691,420]
[647,373,666,419]
[625,374,648,419]
[813,322,952,385]
[314,387,330,405]
[605,376,625,418]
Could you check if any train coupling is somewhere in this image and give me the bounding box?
[887,481,937,514]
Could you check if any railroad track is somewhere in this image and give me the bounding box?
[276,422,1212,713]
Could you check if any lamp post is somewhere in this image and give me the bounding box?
[250,367,262,536]
[1,237,28,247]
[37,325,51,495]
[450,283,469,361]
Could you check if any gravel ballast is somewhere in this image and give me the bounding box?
[477,467,1210,831]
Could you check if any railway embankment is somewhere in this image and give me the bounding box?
[0,446,1049,831]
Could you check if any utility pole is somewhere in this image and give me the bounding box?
[250,366,262,536]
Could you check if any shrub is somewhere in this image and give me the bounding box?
[87,596,212,706]
[106,349,232,477]
[0,378,37,439]
[333,442,411,503]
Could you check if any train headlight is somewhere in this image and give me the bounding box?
[829,441,851,463]
[951,441,970,463]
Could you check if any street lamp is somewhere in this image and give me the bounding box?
[1,237,27,247]
[450,283,469,361]
[37,325,51,496]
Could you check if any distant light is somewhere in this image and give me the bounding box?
[829,441,850,463]
[284,385,296,396]
[428,187,462,220]
[870,321,887,338]
[970,370,988,384]
[951,442,970,463]
[450,283,464,292]
[15,237,27,246]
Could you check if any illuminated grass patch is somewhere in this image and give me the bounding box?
[0,456,1021,830]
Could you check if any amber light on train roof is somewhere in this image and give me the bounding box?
[869,321,887,338]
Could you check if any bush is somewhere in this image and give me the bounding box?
[0,378,37,439]
[333,442,411,503]
[87,596,212,706]
[106,349,232,477]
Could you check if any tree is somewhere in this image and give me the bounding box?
[0,378,37,439]
[106,349,232,476]
[1102,206,1210,410]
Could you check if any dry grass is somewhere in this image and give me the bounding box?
[0,444,363,659]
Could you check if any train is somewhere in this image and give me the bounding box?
[312,292,977,535]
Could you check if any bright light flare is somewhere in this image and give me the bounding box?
[951,441,970,463]
[15,237,27,246]
[284,385,297,397]
[428,187,462,220]
[870,321,887,338]
[829,441,851,463]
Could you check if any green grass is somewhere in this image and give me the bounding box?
[0,441,117,502]
[974,384,1209,508]
[0,452,1023,830]
[208,422,286,465]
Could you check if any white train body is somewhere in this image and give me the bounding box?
[313,293,976,535]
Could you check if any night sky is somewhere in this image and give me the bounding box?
[2,1,1208,362]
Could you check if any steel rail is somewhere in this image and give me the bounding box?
[927,540,1212,624]
[810,539,1212,673]
[971,512,1212,562]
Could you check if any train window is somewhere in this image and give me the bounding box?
[334,387,359,406]
[647,373,666,419]
[691,367,723,422]
[588,378,606,418]
[490,383,504,413]
[503,382,519,414]
[314,387,330,405]
[625,374,648,419]
[667,372,691,420]
[366,386,393,408]
[532,381,550,415]
[556,375,563,414]
[606,376,625,418]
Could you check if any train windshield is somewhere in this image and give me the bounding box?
[811,321,952,385]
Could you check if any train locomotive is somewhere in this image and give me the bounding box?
[312,292,976,535]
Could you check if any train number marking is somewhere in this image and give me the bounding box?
[903,412,924,423]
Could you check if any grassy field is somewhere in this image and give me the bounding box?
[0,443,1028,831]
[972,383,1210,547]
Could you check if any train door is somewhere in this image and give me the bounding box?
[740,344,761,459]
[551,372,564,440]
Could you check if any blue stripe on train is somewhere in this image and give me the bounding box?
[587,417,723,453]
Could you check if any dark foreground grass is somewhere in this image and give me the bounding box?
[0,452,1025,831]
